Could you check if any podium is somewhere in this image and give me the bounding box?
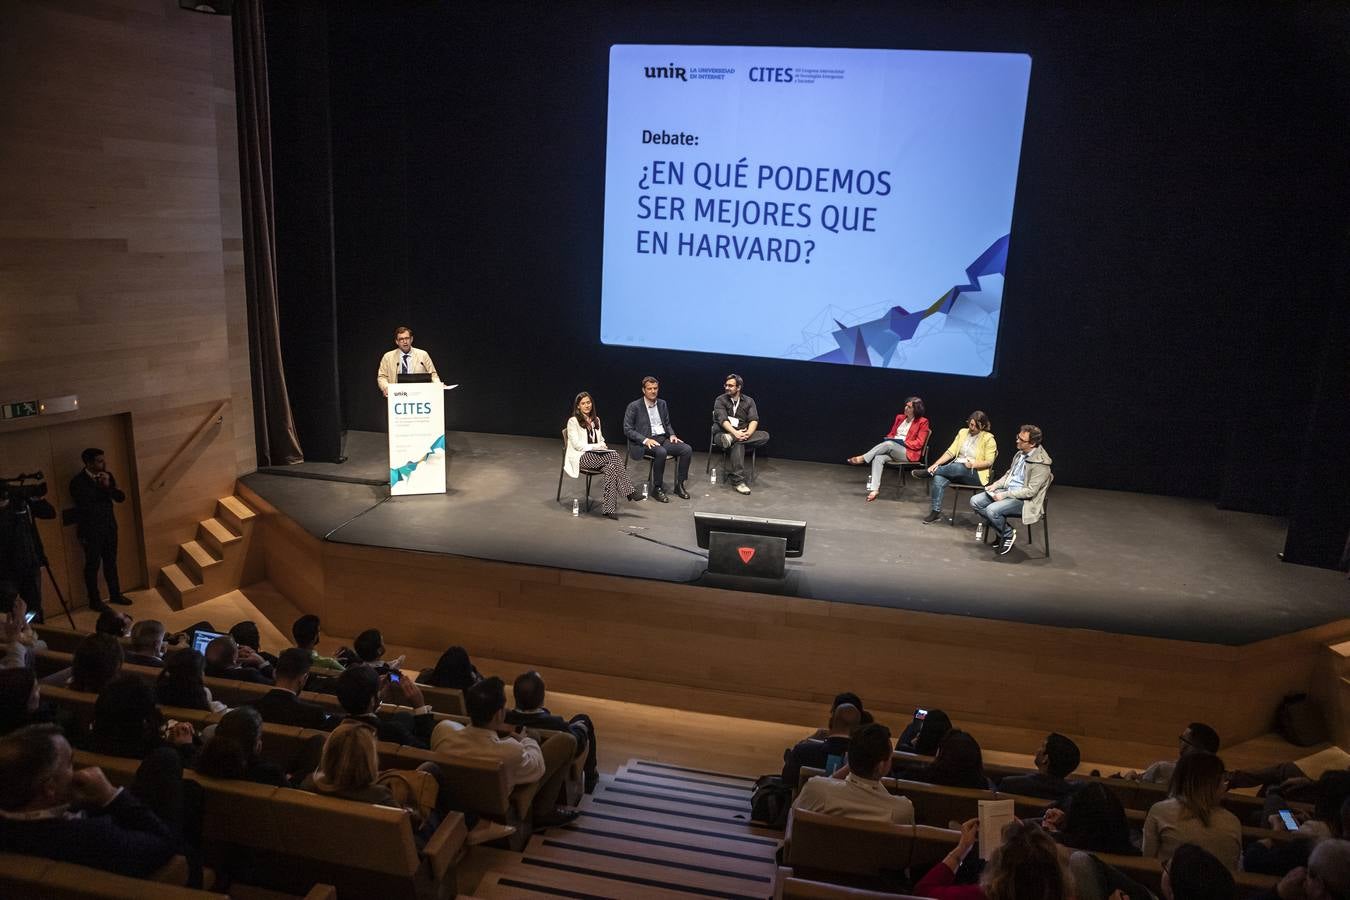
[387,382,446,495]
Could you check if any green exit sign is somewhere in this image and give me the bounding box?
[1,401,39,420]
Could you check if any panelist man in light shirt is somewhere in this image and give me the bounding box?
[377,325,439,397]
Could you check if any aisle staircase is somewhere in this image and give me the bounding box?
[477,759,780,899]
[155,494,257,608]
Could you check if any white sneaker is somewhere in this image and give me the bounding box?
[735,482,751,495]
[466,820,516,846]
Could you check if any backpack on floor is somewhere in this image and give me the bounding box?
[1276,692,1327,747]
[750,775,793,829]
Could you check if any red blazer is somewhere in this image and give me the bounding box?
[884,415,931,462]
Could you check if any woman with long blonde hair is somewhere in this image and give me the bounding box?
[1142,750,1242,871]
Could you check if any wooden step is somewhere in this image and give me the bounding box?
[592,781,754,820]
[613,767,755,800]
[579,793,773,841]
[157,563,200,608]
[627,759,758,788]
[197,517,241,557]
[217,495,256,534]
[542,822,777,879]
[178,539,221,582]
[476,864,699,900]
[522,835,772,899]
[560,810,779,856]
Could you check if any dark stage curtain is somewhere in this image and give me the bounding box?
[233,0,303,466]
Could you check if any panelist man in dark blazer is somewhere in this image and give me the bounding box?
[622,376,692,502]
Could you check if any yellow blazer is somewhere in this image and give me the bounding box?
[942,428,998,485]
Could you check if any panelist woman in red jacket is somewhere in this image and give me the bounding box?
[847,396,931,502]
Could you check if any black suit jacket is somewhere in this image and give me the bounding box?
[623,398,677,459]
[68,470,125,539]
[782,735,851,788]
[205,663,274,685]
[0,790,178,878]
[252,689,339,731]
[348,711,435,750]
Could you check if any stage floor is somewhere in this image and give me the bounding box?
[240,430,1347,646]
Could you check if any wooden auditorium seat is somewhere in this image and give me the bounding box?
[73,749,467,899]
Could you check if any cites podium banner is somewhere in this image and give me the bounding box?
[387,383,446,495]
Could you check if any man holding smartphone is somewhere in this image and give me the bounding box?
[69,448,130,612]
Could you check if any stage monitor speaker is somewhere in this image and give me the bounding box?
[707,531,787,579]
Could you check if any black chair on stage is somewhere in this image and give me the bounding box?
[706,426,757,484]
[981,478,1053,557]
[623,441,666,492]
[946,482,986,526]
[884,432,932,499]
[556,428,603,512]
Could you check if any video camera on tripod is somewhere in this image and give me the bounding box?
[0,471,49,506]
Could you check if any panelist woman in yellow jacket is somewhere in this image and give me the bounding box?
[912,411,997,524]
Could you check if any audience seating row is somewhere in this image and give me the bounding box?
[0,851,337,899]
[76,748,466,900]
[785,809,1281,899]
[886,748,1286,820]
[32,624,469,716]
[796,768,1297,850]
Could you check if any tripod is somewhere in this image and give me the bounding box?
[39,558,76,629]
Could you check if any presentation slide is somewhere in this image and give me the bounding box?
[600,45,1031,377]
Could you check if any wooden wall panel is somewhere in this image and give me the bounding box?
[238,482,1350,749]
[0,0,255,595]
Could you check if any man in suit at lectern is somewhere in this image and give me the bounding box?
[377,325,439,397]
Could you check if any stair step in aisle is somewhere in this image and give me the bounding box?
[477,759,779,899]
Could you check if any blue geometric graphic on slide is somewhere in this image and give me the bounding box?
[786,234,1009,375]
[390,433,446,486]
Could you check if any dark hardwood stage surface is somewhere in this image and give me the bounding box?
[241,430,1346,646]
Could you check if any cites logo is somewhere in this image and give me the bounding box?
[748,66,793,83]
[644,63,687,82]
[393,401,433,415]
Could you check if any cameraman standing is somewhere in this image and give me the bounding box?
[69,448,130,612]
[0,479,57,623]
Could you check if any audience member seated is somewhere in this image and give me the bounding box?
[914,818,1071,899]
[80,674,199,766]
[1042,781,1139,856]
[195,706,289,786]
[349,628,403,670]
[95,607,133,638]
[156,648,227,713]
[125,619,169,667]
[302,717,514,846]
[293,613,344,673]
[228,620,278,669]
[507,670,599,793]
[1269,838,1350,900]
[1068,841,1209,900]
[431,675,579,827]
[1117,721,1220,785]
[913,729,992,790]
[69,632,124,693]
[336,663,435,749]
[897,707,953,756]
[204,634,274,684]
[1,596,46,670]
[252,647,339,731]
[788,722,914,838]
[0,724,187,879]
[1243,779,1350,877]
[0,667,59,736]
[1231,760,1349,807]
[805,693,874,741]
[782,702,861,788]
[1143,750,1242,872]
[997,732,1081,801]
[419,644,482,690]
